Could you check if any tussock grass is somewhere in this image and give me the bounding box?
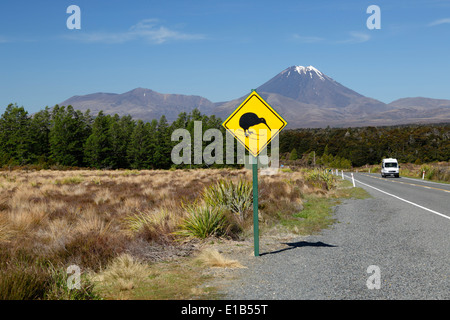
[125,208,180,242]
[0,255,98,300]
[0,167,338,299]
[0,214,14,243]
[91,253,216,300]
[91,254,153,295]
[419,163,450,182]
[54,175,84,185]
[196,249,245,269]
[0,261,52,300]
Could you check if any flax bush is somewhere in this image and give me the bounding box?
[305,170,335,190]
[202,179,252,222]
[175,203,229,239]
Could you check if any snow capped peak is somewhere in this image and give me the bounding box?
[291,65,325,80]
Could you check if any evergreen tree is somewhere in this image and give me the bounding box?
[128,119,153,169]
[0,104,32,166]
[171,112,188,130]
[289,148,298,160]
[153,115,171,169]
[84,111,112,168]
[49,105,91,166]
[29,107,51,164]
[108,114,135,169]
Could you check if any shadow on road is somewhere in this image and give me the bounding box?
[261,241,337,256]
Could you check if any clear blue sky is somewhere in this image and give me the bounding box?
[1,0,450,113]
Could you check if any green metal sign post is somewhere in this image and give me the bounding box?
[222,89,287,258]
[252,155,259,257]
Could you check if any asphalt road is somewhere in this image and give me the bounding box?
[350,172,450,220]
[224,173,450,300]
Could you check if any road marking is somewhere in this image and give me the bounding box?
[401,176,450,186]
[360,173,450,194]
[344,175,450,221]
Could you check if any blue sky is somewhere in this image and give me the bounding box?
[1,0,450,114]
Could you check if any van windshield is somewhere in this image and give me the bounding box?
[385,162,397,168]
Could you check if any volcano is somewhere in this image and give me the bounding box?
[60,65,450,128]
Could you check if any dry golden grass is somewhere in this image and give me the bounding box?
[0,214,14,243]
[196,249,245,269]
[124,207,182,243]
[0,169,239,258]
[91,254,153,296]
[0,168,325,250]
[0,167,334,299]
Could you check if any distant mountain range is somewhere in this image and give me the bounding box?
[60,65,450,128]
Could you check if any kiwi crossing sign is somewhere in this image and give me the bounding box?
[222,90,287,256]
[222,90,287,157]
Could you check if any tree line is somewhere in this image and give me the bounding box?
[0,103,226,170]
[280,124,450,167]
[1,103,448,170]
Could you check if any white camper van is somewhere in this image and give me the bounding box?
[381,158,399,178]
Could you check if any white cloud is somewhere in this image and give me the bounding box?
[65,19,205,44]
[292,34,324,43]
[336,32,371,44]
[428,18,450,26]
[292,31,370,45]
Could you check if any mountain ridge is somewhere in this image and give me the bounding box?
[59,65,450,128]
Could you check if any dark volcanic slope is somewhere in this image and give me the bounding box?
[60,88,216,122]
[59,66,450,127]
[214,66,392,127]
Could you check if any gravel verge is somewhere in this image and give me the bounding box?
[207,192,449,300]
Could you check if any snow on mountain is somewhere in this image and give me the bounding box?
[254,65,388,113]
[59,65,450,128]
[286,65,326,80]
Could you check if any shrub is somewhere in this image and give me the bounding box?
[57,232,126,272]
[305,170,335,190]
[419,164,449,182]
[0,249,99,300]
[175,204,229,239]
[45,265,100,300]
[202,179,252,222]
[0,261,52,300]
[91,254,152,294]
[124,209,179,243]
[54,176,84,185]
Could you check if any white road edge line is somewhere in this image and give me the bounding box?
[400,176,450,186]
[344,175,450,221]
[361,173,450,193]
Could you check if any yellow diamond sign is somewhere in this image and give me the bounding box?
[222,91,287,157]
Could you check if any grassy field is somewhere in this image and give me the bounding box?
[0,167,368,299]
